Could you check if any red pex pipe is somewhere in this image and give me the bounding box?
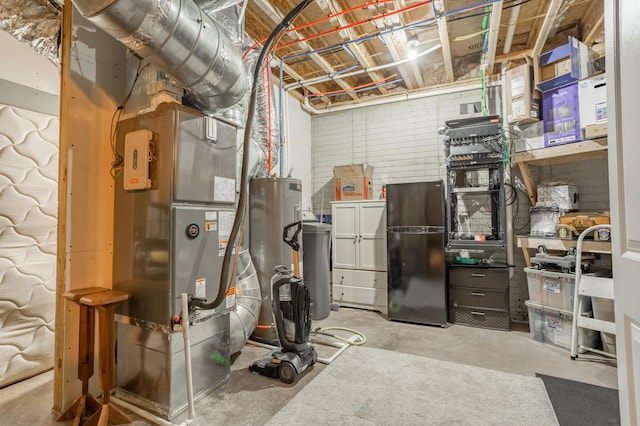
[294,0,397,32]
[243,0,427,58]
[265,62,272,174]
[274,0,432,51]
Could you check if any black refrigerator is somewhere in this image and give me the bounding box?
[386,181,447,326]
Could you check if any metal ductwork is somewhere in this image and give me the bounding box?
[193,0,243,14]
[229,247,261,355]
[72,0,247,112]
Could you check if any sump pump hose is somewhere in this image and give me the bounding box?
[190,0,316,310]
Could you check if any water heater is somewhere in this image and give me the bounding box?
[249,177,302,345]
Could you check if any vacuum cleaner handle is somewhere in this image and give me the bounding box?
[283,221,302,252]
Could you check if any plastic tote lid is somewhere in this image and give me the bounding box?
[302,222,332,233]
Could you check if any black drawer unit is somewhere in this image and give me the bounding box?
[448,265,510,330]
[449,286,509,310]
[449,306,510,331]
[449,266,509,290]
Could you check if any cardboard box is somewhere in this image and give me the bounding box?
[333,164,374,201]
[584,122,608,139]
[537,36,590,92]
[506,63,541,124]
[579,73,607,129]
[559,212,610,228]
[542,83,581,147]
[540,59,572,82]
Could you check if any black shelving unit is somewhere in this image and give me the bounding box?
[446,163,506,249]
[443,118,510,330]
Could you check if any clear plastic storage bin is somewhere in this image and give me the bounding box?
[525,300,600,352]
[524,267,576,311]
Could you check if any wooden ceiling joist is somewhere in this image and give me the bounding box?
[531,0,563,89]
[316,0,390,95]
[366,3,422,90]
[494,48,533,64]
[484,0,503,74]
[437,16,454,82]
[526,0,551,49]
[241,0,601,111]
[581,0,604,46]
[252,0,360,101]
[532,0,564,57]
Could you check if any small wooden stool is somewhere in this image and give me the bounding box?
[57,287,110,426]
[79,289,132,426]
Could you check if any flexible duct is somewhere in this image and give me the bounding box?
[229,247,261,355]
[72,0,247,112]
[242,47,279,178]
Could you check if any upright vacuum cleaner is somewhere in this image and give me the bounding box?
[249,221,318,384]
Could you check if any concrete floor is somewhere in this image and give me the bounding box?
[0,307,618,425]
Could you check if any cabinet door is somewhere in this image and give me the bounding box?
[332,203,358,269]
[359,202,387,271]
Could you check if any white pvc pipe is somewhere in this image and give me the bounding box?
[181,293,196,420]
[502,2,521,55]
[247,339,279,350]
[300,82,494,115]
[309,338,350,364]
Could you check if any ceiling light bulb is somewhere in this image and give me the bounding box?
[407,35,419,49]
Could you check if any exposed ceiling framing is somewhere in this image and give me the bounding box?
[242,0,604,112]
[2,0,605,112]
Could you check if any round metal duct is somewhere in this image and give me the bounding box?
[73,0,247,112]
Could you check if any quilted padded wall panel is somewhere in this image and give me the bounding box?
[0,104,58,388]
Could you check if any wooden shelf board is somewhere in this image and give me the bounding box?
[512,138,608,166]
[516,236,611,254]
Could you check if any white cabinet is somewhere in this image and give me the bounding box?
[331,200,387,313]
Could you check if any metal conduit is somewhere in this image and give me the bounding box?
[73,0,247,112]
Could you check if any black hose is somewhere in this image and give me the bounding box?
[191,0,316,310]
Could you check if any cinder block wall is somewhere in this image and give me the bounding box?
[309,85,610,324]
[311,87,501,215]
[530,158,609,211]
